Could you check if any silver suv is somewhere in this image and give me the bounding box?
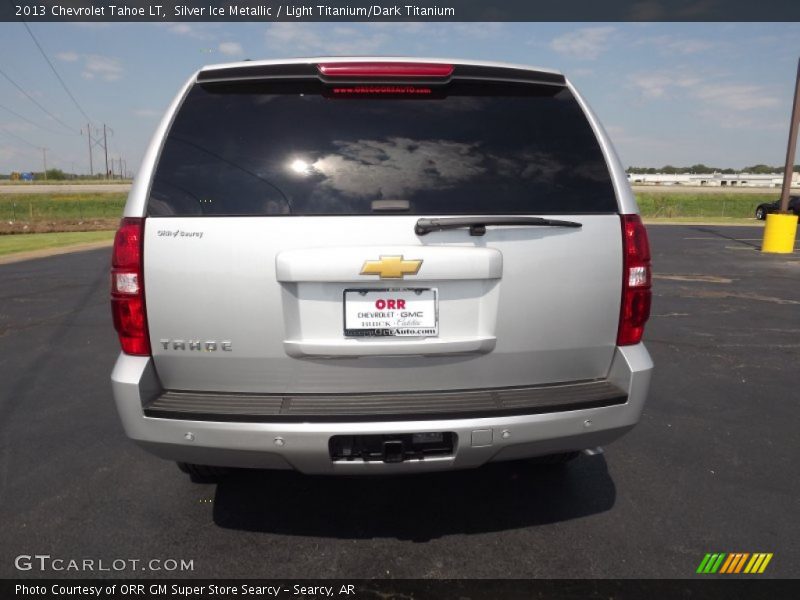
[110,58,653,479]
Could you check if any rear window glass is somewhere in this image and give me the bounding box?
[148,80,617,216]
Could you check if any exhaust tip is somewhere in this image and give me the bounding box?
[582,447,604,456]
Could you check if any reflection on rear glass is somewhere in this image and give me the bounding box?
[149,82,615,216]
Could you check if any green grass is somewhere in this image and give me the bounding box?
[643,217,758,225]
[0,193,126,221]
[0,179,131,185]
[0,231,114,257]
[0,190,776,227]
[636,192,773,219]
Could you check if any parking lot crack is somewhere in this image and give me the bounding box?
[676,290,800,305]
[654,274,733,283]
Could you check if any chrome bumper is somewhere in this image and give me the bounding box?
[111,344,652,475]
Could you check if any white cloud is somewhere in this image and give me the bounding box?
[329,27,390,54]
[1,121,37,134]
[56,51,79,62]
[694,84,780,111]
[371,22,428,34]
[603,124,672,147]
[153,22,219,41]
[81,55,123,81]
[54,52,124,81]
[706,114,786,130]
[636,35,714,56]
[674,39,715,54]
[264,23,390,55]
[167,23,193,35]
[161,23,211,39]
[629,71,702,99]
[264,23,323,53]
[451,23,505,40]
[550,27,615,60]
[628,69,782,129]
[70,22,111,29]
[218,42,243,56]
[133,109,160,118]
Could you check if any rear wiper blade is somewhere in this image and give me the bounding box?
[415,216,582,236]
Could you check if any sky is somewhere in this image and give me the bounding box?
[0,21,799,175]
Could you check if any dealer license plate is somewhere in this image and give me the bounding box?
[344,288,438,337]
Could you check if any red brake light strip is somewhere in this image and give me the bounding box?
[317,62,454,78]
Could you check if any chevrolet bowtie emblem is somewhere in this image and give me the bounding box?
[360,255,423,279]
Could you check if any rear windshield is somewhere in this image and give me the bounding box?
[147,80,617,216]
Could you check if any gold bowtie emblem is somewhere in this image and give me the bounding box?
[360,255,423,279]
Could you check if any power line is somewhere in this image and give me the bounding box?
[0,101,72,136]
[20,20,93,125]
[0,66,77,134]
[0,144,40,164]
[0,125,41,150]
[0,127,72,171]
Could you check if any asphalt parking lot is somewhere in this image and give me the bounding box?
[0,224,798,579]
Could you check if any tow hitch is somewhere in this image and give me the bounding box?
[382,440,405,463]
[329,433,455,463]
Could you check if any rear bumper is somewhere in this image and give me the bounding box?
[111,344,652,475]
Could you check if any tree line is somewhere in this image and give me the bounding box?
[0,170,113,181]
[627,164,800,175]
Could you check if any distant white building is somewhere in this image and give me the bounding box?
[627,172,800,187]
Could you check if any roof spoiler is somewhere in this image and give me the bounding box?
[196,62,566,87]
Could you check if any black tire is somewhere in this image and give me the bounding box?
[528,451,581,466]
[755,206,766,220]
[176,462,230,482]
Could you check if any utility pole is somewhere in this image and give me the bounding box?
[779,57,800,213]
[85,123,93,176]
[103,124,109,179]
[42,147,48,181]
[762,57,800,254]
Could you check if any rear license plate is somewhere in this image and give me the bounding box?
[344,288,438,337]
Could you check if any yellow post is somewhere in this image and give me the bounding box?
[762,213,798,253]
[763,57,800,253]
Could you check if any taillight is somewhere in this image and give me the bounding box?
[111,217,150,356]
[317,62,454,78]
[617,214,652,346]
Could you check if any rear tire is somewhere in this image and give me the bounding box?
[176,462,230,482]
[528,451,581,466]
[755,206,766,220]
